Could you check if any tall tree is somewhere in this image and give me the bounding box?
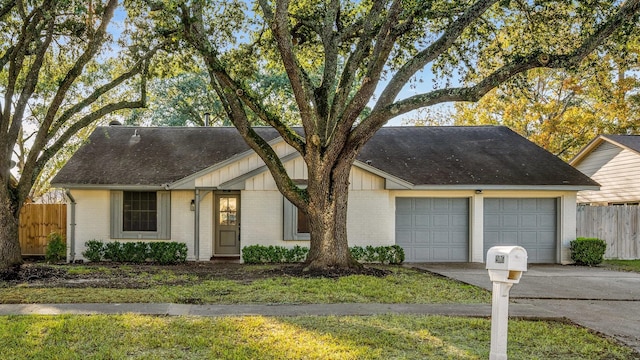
[446,14,640,160]
[0,0,162,269]
[147,0,640,270]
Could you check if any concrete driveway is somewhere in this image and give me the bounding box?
[413,263,640,354]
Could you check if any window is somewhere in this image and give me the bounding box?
[297,208,310,234]
[111,191,170,239]
[123,191,157,231]
[283,197,310,241]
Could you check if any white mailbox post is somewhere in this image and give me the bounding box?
[486,246,528,360]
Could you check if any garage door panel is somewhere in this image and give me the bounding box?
[412,248,431,262]
[451,232,468,244]
[501,199,519,211]
[396,198,469,262]
[538,214,555,227]
[396,214,413,227]
[520,231,539,245]
[520,199,538,211]
[413,198,431,212]
[414,215,431,227]
[396,198,412,212]
[502,214,519,228]
[538,231,556,243]
[433,232,452,244]
[537,199,556,212]
[395,230,412,245]
[452,214,468,227]
[520,214,538,227]
[433,214,451,227]
[484,198,557,263]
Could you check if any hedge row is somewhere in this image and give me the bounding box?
[242,245,405,265]
[82,240,188,264]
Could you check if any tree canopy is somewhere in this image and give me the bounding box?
[0,0,165,268]
[135,0,640,270]
[445,14,640,160]
[2,0,639,270]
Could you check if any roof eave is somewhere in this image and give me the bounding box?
[50,184,167,191]
[408,184,600,191]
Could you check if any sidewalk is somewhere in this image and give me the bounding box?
[0,302,556,318]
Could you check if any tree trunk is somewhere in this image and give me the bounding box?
[304,159,360,270]
[0,194,22,270]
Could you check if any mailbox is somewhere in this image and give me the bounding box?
[486,246,527,283]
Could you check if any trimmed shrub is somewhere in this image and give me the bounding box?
[121,242,149,263]
[350,245,405,264]
[149,242,188,264]
[571,237,606,266]
[83,240,104,262]
[103,242,125,262]
[45,232,66,263]
[242,244,404,264]
[82,241,186,264]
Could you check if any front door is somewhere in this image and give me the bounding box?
[214,192,240,256]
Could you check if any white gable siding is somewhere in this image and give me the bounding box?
[196,141,295,187]
[245,158,384,191]
[576,142,640,204]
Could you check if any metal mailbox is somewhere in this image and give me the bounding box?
[486,246,528,283]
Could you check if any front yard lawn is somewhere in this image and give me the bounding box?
[0,263,490,304]
[0,314,634,360]
[603,259,640,273]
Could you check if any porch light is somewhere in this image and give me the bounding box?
[190,199,196,211]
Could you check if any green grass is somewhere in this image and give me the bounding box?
[603,259,640,273]
[0,267,490,304]
[0,314,633,360]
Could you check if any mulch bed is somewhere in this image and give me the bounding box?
[0,261,390,289]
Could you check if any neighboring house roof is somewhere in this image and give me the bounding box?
[52,125,598,189]
[571,134,640,166]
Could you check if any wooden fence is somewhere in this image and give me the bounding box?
[19,203,67,256]
[576,205,640,260]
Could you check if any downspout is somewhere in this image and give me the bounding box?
[194,189,200,261]
[64,189,76,263]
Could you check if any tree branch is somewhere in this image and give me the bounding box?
[259,0,317,133]
[375,0,500,111]
[351,0,640,150]
[182,1,305,154]
[28,100,145,187]
[47,45,161,140]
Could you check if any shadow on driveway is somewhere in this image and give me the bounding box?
[411,263,640,354]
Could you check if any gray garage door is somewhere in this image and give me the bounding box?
[484,198,557,263]
[396,198,469,262]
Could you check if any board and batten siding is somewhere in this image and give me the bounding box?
[244,156,385,191]
[575,142,640,204]
[196,141,295,188]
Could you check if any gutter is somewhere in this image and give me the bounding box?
[64,189,76,263]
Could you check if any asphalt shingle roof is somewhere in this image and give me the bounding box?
[601,135,640,154]
[51,125,597,187]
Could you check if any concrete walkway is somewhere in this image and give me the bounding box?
[413,263,640,354]
[0,302,555,318]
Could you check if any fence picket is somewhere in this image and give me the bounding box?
[18,204,67,256]
[576,205,640,260]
